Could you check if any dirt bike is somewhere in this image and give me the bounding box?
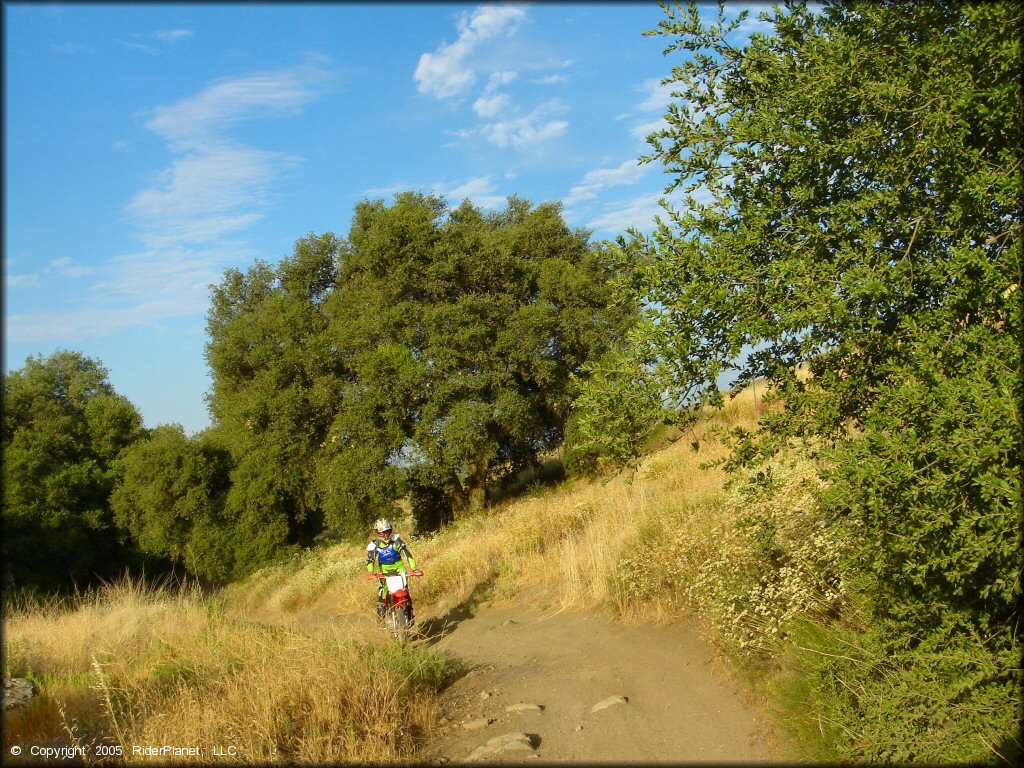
[367,568,423,642]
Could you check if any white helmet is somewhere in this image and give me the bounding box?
[374,518,392,538]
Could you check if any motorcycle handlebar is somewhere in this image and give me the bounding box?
[367,569,424,580]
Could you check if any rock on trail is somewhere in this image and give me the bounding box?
[424,602,781,764]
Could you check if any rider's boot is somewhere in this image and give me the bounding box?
[406,602,415,627]
[376,601,387,624]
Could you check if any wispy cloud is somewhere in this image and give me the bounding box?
[126,145,295,246]
[621,78,678,141]
[631,118,668,142]
[118,27,196,55]
[45,257,93,278]
[7,273,42,288]
[7,238,263,345]
[637,77,677,113]
[437,175,507,209]
[585,192,665,235]
[473,92,512,118]
[414,6,527,99]
[585,185,717,237]
[726,8,776,41]
[52,42,91,55]
[144,62,327,151]
[359,181,417,201]
[565,160,647,205]
[470,99,569,149]
[153,28,193,44]
[129,59,328,247]
[7,60,329,346]
[473,71,518,116]
[359,175,508,210]
[417,5,571,151]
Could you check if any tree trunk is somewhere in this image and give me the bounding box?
[450,479,471,519]
[468,457,489,512]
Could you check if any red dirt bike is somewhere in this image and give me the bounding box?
[367,568,423,642]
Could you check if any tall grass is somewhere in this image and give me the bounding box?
[4,575,447,763]
[218,376,1012,766]
[12,381,1007,763]
[226,383,768,625]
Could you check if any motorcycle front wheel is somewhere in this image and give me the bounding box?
[388,607,409,643]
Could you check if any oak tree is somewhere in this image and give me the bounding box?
[2,351,145,591]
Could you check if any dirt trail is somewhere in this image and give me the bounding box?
[415,596,782,764]
[283,585,784,763]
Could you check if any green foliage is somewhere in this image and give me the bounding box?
[319,193,632,526]
[2,350,146,591]
[563,345,667,475]
[821,347,1021,637]
[602,0,1022,758]
[778,617,1022,764]
[203,195,628,544]
[623,0,1021,446]
[205,233,343,553]
[111,426,248,583]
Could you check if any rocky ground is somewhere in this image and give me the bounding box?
[414,598,782,764]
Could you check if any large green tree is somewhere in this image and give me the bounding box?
[204,233,342,560]
[319,193,632,526]
[2,351,146,591]
[581,1,1020,759]
[207,194,630,538]
[111,425,237,583]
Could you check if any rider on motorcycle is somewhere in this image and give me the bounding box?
[366,518,418,625]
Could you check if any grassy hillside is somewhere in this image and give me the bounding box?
[5,383,1017,763]
[2,385,776,763]
[220,383,768,625]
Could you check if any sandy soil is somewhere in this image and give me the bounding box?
[413,595,783,764]
[275,581,785,764]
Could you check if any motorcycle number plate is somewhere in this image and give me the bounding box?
[384,573,406,593]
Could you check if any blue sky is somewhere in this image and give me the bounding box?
[4,2,769,435]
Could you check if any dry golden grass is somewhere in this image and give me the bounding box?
[6,381,813,764]
[228,381,774,627]
[4,576,446,763]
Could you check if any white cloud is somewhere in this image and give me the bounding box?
[585,185,718,236]
[637,77,677,113]
[100,243,254,306]
[442,176,507,208]
[126,144,295,246]
[119,40,159,55]
[7,241,260,344]
[119,28,196,55]
[630,116,668,141]
[52,42,90,55]
[360,182,417,200]
[415,6,571,152]
[414,5,527,99]
[7,273,42,288]
[485,71,519,91]
[4,61,329,346]
[45,257,93,278]
[474,70,519,118]
[153,28,194,44]
[473,92,511,118]
[728,12,775,40]
[144,61,327,151]
[414,176,505,209]
[476,99,569,149]
[566,160,647,205]
[586,192,666,235]
[359,176,507,210]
